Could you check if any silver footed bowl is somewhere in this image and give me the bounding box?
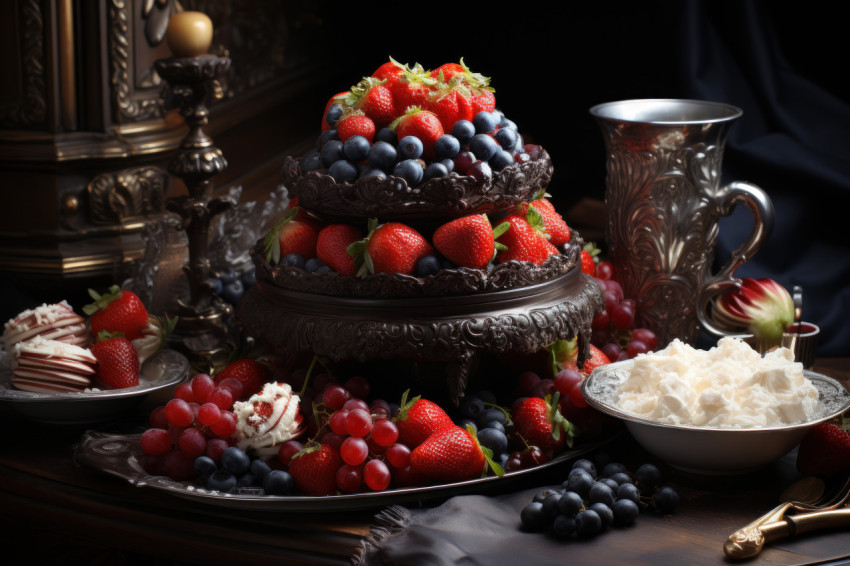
[582,360,850,475]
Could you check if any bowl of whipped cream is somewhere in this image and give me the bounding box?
[582,337,850,474]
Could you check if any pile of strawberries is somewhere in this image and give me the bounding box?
[266,193,596,277]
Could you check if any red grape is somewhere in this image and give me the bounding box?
[336,464,363,492]
[596,261,614,280]
[208,409,237,437]
[206,438,229,463]
[197,402,222,426]
[174,382,195,403]
[602,342,621,361]
[345,408,373,437]
[164,398,194,427]
[320,431,345,451]
[140,428,172,456]
[277,440,304,466]
[385,442,411,469]
[626,340,649,358]
[371,418,399,447]
[329,409,349,435]
[344,375,370,400]
[162,449,196,481]
[322,384,350,410]
[363,459,391,491]
[190,374,215,402]
[530,378,555,399]
[340,436,369,465]
[149,405,168,429]
[216,377,244,401]
[610,303,635,330]
[554,369,583,397]
[592,310,610,330]
[207,386,234,411]
[342,398,370,413]
[632,328,658,350]
[178,427,207,458]
[569,382,588,408]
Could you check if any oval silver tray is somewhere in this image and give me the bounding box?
[0,349,190,424]
[74,429,617,512]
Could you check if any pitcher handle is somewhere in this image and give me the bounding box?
[697,181,775,337]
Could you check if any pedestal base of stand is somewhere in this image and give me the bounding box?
[167,302,235,372]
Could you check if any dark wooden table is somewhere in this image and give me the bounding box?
[2,360,849,565]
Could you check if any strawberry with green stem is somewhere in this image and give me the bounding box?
[512,392,575,452]
[337,110,376,143]
[84,285,150,341]
[339,77,396,130]
[347,218,433,277]
[528,193,571,247]
[391,107,444,161]
[264,207,321,265]
[288,441,342,495]
[317,224,363,277]
[424,76,474,133]
[552,337,611,377]
[409,424,504,482]
[495,206,559,265]
[432,214,509,270]
[390,61,437,116]
[91,331,140,390]
[393,389,455,448]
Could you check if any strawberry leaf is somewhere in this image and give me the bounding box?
[492,221,510,240]
[83,285,122,315]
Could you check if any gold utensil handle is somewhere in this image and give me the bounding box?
[725,509,850,560]
[724,503,792,559]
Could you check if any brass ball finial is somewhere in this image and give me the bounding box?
[166,11,213,57]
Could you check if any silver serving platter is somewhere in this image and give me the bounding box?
[74,430,617,511]
[0,349,189,424]
[582,360,850,474]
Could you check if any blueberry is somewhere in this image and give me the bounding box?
[612,498,640,526]
[263,469,295,495]
[250,459,272,482]
[375,127,397,145]
[237,473,258,488]
[320,139,345,166]
[609,472,633,485]
[325,103,344,127]
[207,468,238,492]
[221,278,244,304]
[477,427,508,455]
[392,159,424,186]
[423,162,449,182]
[542,493,563,517]
[571,459,598,478]
[589,502,614,529]
[207,277,223,295]
[575,509,602,537]
[434,134,461,159]
[500,118,518,131]
[494,127,518,150]
[653,486,680,515]
[343,135,371,162]
[473,111,498,133]
[194,456,218,478]
[305,257,330,273]
[368,140,398,171]
[359,168,387,180]
[280,253,306,269]
[317,129,338,148]
[635,463,662,488]
[460,395,485,419]
[601,462,628,478]
[241,267,256,288]
[415,254,442,277]
[617,482,641,504]
[397,136,423,159]
[301,150,323,172]
[451,120,476,145]
[566,469,594,496]
[557,491,584,516]
[552,514,577,539]
[219,271,238,284]
[479,420,505,433]
[475,390,498,405]
[440,158,455,173]
[478,407,506,426]
[489,149,514,171]
[588,481,616,507]
[469,134,499,161]
[328,160,358,183]
[520,501,549,532]
[221,447,251,476]
[533,488,562,503]
[599,477,619,492]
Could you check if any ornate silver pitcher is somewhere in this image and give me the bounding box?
[590,99,775,347]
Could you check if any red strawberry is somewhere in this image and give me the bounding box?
[390,62,437,115]
[393,390,455,448]
[425,79,474,133]
[512,394,575,452]
[470,88,496,115]
[84,286,149,341]
[432,214,509,270]
[495,209,559,265]
[410,425,496,482]
[348,219,433,277]
[580,250,596,276]
[340,77,396,130]
[558,339,611,377]
[316,224,363,277]
[797,422,850,478]
[530,198,571,247]
[91,333,139,389]
[288,442,343,495]
[430,62,467,81]
[264,210,320,264]
[337,111,376,143]
[392,107,444,161]
[214,358,270,400]
[321,91,348,131]
[372,58,405,87]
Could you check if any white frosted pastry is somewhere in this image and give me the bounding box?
[11,335,97,393]
[233,382,303,458]
[3,301,89,350]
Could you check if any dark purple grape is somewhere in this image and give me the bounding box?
[612,498,640,526]
[575,509,602,537]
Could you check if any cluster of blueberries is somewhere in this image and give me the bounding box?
[299,109,526,187]
[194,446,295,495]
[454,389,513,466]
[278,249,468,279]
[520,458,679,539]
[209,267,256,306]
